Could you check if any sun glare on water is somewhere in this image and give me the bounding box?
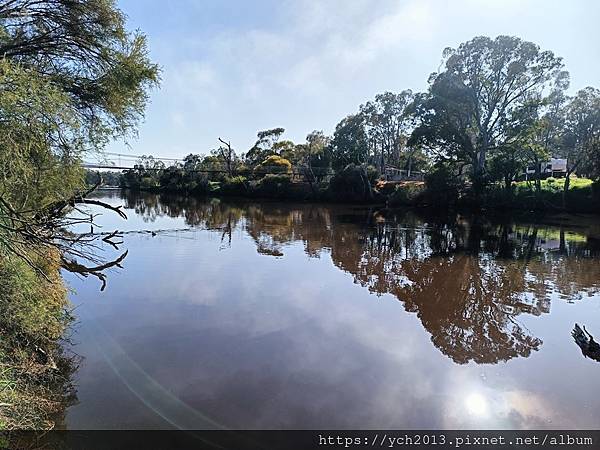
[465,392,489,416]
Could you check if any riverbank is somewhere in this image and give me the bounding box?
[0,248,75,430]
[121,173,600,215]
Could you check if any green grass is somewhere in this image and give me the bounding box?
[515,177,597,213]
[515,176,593,192]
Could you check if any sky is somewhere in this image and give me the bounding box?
[107,0,600,160]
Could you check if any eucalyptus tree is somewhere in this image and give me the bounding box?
[245,128,286,166]
[560,87,600,198]
[305,130,331,174]
[360,90,414,173]
[410,35,566,188]
[330,114,370,170]
[521,88,568,193]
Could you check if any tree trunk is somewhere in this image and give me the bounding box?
[562,170,571,209]
[504,174,512,194]
[360,165,374,201]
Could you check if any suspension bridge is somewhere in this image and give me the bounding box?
[82,152,184,170]
[82,151,424,181]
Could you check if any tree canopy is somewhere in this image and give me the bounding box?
[410,36,567,185]
[0,0,159,281]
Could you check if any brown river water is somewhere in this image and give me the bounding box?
[62,190,600,429]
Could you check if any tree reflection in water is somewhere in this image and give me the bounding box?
[113,190,600,365]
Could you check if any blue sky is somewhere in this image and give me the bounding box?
[110,0,600,160]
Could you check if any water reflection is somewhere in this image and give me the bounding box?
[106,190,600,365]
[65,190,600,429]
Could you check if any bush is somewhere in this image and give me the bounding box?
[424,164,460,206]
[365,165,380,185]
[0,248,76,430]
[254,174,292,197]
[387,182,426,206]
[255,155,292,175]
[219,175,248,196]
[328,164,375,202]
[186,173,210,194]
[0,250,68,351]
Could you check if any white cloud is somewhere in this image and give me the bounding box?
[118,0,600,158]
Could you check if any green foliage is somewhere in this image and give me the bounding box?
[255,155,292,174]
[387,183,426,207]
[121,154,202,192]
[246,128,286,166]
[475,176,598,212]
[160,166,209,194]
[0,0,160,146]
[410,35,566,186]
[330,114,369,170]
[423,164,461,206]
[360,90,414,171]
[0,60,86,210]
[515,176,592,192]
[560,87,600,180]
[0,251,68,354]
[294,130,332,180]
[0,0,159,262]
[219,176,248,195]
[85,170,122,187]
[0,0,158,430]
[329,164,375,201]
[0,249,74,430]
[254,174,292,197]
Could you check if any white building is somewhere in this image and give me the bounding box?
[525,158,567,178]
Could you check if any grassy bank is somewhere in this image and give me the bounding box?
[386,176,600,214]
[0,248,76,430]
[120,167,600,214]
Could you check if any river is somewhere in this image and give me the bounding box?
[62,189,600,429]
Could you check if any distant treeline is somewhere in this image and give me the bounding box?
[98,35,599,211]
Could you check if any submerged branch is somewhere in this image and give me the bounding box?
[61,250,128,291]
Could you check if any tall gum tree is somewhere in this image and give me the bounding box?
[359,90,414,174]
[410,35,566,189]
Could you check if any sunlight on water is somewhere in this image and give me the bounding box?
[465,393,489,417]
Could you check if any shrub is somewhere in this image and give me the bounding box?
[365,165,380,185]
[0,248,76,430]
[220,175,248,195]
[255,155,292,175]
[328,164,374,201]
[186,173,210,194]
[387,182,426,206]
[424,164,460,205]
[0,250,68,351]
[254,174,292,197]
